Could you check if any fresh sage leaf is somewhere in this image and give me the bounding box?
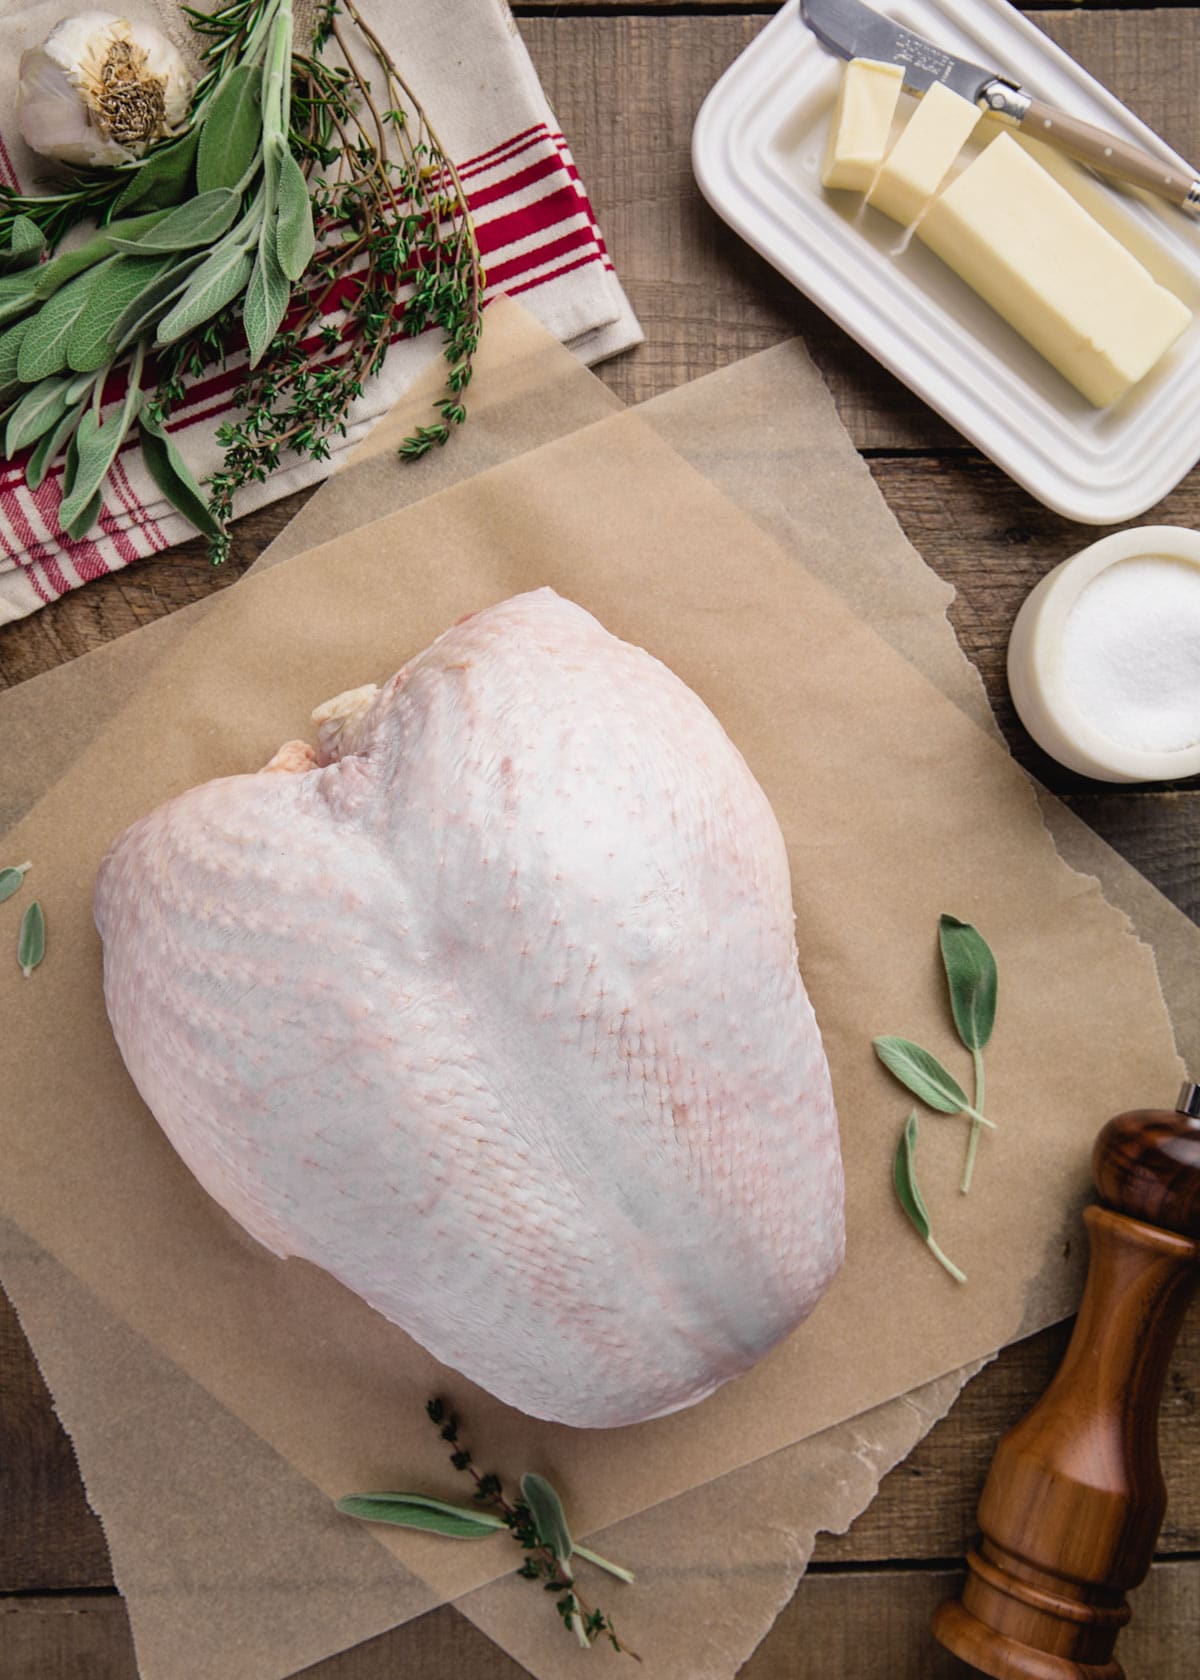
[157,243,253,344]
[62,486,103,541]
[0,861,31,902]
[0,215,46,273]
[243,230,290,367]
[894,1112,966,1283]
[138,412,223,540]
[873,1035,994,1127]
[197,64,264,194]
[274,145,315,281]
[17,899,44,977]
[109,252,203,353]
[61,427,80,501]
[335,1493,506,1539]
[68,254,175,372]
[0,317,32,387]
[0,274,39,329]
[32,212,170,301]
[112,126,200,215]
[938,914,998,1054]
[11,216,44,254]
[58,378,143,536]
[520,1473,574,1565]
[18,270,100,381]
[26,398,86,491]
[5,374,76,456]
[106,189,241,254]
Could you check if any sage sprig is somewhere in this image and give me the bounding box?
[17,900,45,978]
[0,0,483,557]
[938,914,998,1192]
[337,1400,638,1659]
[876,913,1003,1282]
[894,1112,966,1284]
[874,912,1001,1195]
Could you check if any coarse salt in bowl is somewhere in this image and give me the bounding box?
[1007,526,1200,783]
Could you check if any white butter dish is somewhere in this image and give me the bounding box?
[1007,527,1200,783]
[692,0,1200,523]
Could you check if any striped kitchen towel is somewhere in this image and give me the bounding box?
[0,0,641,622]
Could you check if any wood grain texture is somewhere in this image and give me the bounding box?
[2,1561,1197,1680]
[2,4,1200,1678]
[0,1294,110,1594]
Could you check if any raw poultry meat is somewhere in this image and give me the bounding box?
[95,589,844,1428]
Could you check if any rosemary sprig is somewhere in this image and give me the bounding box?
[0,0,483,558]
[337,1399,639,1660]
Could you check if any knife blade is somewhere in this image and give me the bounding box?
[800,0,1200,214]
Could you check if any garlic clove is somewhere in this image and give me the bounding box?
[17,12,194,169]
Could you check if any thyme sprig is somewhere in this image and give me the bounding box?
[0,0,483,557]
[182,0,484,558]
[337,1399,639,1660]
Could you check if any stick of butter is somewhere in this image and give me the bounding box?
[868,82,982,227]
[822,58,904,192]
[918,133,1192,406]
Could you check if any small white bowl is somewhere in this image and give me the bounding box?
[1007,525,1200,783]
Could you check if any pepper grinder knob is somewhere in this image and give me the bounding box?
[931,1083,1200,1679]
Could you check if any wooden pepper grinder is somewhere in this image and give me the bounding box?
[932,1082,1200,1679]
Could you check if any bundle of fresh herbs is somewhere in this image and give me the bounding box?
[337,1400,639,1658]
[0,0,483,560]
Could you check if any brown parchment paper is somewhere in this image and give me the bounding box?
[0,302,1183,1680]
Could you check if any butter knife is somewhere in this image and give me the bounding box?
[801,0,1200,214]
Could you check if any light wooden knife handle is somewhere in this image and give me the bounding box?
[1017,96,1200,211]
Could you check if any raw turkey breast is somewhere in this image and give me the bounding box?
[95,589,844,1427]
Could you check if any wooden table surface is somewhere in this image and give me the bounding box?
[2,4,1198,1677]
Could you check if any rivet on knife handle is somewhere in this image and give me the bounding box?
[982,79,1200,213]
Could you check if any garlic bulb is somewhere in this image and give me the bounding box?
[17,13,193,168]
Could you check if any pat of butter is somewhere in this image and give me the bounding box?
[822,58,904,192]
[867,82,982,226]
[918,133,1192,406]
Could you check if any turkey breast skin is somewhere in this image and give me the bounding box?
[94,589,844,1428]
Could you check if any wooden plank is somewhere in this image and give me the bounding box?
[1061,791,1200,923]
[746,1558,1200,1679]
[0,1596,137,1680]
[0,1293,111,1593]
[1,8,1198,1677]
[4,1558,1198,1680]
[518,10,954,445]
